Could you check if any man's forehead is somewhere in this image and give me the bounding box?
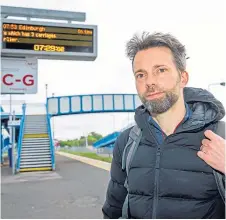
[133,47,175,68]
[134,47,174,61]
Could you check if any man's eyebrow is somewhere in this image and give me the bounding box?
[153,64,167,69]
[134,69,147,74]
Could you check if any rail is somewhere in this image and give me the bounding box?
[16,103,26,172]
[46,105,55,170]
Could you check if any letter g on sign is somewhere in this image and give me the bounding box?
[23,74,34,86]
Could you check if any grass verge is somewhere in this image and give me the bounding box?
[59,149,112,163]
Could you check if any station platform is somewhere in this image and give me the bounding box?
[1,154,110,219]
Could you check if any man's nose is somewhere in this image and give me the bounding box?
[145,73,157,88]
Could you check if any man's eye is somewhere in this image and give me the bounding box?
[158,68,166,73]
[136,73,144,78]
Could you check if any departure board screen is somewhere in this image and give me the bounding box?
[2,22,95,54]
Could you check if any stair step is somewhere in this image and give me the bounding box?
[25,116,46,117]
[23,134,49,138]
[21,152,51,156]
[22,144,50,147]
[22,142,50,148]
[22,142,50,145]
[23,137,49,141]
[25,123,47,125]
[22,145,50,151]
[20,163,52,168]
[24,127,48,132]
[24,126,47,131]
[24,127,47,130]
[20,160,51,164]
[25,119,47,121]
[25,123,47,126]
[24,127,47,129]
[25,117,46,118]
[22,145,50,149]
[22,141,50,145]
[20,158,52,162]
[22,140,50,144]
[25,120,46,122]
[24,124,47,126]
[21,147,50,150]
[24,131,48,134]
[22,147,50,150]
[21,150,50,155]
[25,118,46,120]
[25,123,46,124]
[20,160,52,164]
[20,155,51,159]
[20,162,52,167]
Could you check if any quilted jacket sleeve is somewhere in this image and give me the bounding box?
[102,128,131,219]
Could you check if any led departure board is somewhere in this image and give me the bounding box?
[1,20,97,60]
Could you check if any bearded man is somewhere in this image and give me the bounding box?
[102,32,225,219]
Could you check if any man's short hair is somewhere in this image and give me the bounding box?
[126,32,187,72]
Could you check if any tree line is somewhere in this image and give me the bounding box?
[59,132,103,147]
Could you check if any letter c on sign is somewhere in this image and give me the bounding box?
[23,75,34,86]
[3,74,13,85]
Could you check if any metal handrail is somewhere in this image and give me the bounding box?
[46,104,55,170]
[16,103,26,172]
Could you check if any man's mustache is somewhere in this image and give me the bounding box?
[144,85,164,95]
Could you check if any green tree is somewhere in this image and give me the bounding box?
[58,131,104,147]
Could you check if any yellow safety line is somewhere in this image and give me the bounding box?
[20,167,52,172]
[24,133,49,138]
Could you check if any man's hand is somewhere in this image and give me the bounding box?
[197,130,225,174]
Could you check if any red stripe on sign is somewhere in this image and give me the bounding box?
[15,79,21,82]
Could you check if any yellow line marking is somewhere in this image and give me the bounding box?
[24,133,48,138]
[56,151,111,171]
[20,167,52,172]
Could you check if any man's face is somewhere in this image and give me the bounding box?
[133,47,188,115]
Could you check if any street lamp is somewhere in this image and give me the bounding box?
[208,82,225,91]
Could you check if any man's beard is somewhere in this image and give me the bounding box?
[139,83,180,115]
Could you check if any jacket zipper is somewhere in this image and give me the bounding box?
[148,113,188,218]
[152,146,161,219]
[146,121,163,219]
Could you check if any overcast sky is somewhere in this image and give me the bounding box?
[1,0,226,140]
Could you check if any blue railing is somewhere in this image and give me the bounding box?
[16,104,26,171]
[93,131,121,148]
[46,104,55,170]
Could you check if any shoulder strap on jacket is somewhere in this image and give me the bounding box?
[121,125,142,219]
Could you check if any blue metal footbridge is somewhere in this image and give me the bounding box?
[1,93,140,172]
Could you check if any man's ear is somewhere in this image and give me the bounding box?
[180,71,189,88]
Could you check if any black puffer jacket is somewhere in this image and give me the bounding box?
[102,87,225,219]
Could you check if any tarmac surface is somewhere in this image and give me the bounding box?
[1,154,110,219]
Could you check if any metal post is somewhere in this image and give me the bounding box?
[12,110,16,175]
[9,95,13,169]
[45,84,48,100]
[85,133,88,148]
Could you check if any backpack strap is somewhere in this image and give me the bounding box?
[212,121,225,203]
[121,125,142,218]
[215,121,225,139]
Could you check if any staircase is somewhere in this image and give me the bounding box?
[18,114,54,172]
